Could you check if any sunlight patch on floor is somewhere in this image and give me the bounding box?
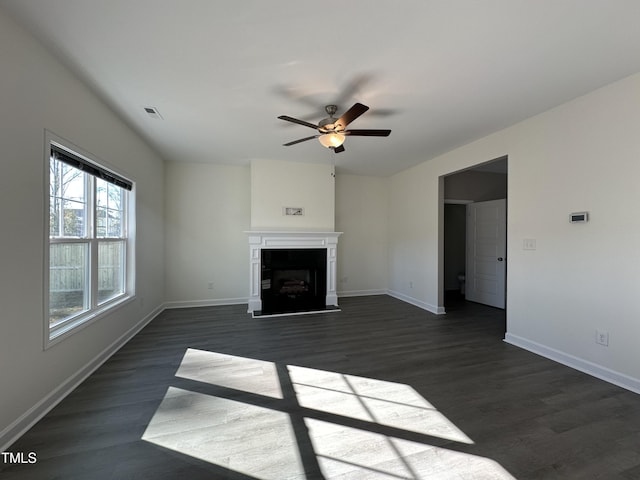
[307,418,515,480]
[141,351,516,480]
[175,348,283,398]
[142,386,304,479]
[288,365,474,444]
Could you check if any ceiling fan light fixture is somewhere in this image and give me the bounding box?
[318,133,345,148]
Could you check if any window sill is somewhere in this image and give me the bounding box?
[45,294,135,350]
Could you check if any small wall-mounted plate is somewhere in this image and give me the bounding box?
[284,207,304,216]
[570,212,588,223]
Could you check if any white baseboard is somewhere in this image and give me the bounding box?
[504,333,640,395]
[387,290,445,315]
[338,289,387,298]
[163,298,247,309]
[0,304,165,452]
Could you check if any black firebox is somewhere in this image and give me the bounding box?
[261,248,327,315]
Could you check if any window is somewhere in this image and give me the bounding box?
[47,138,134,343]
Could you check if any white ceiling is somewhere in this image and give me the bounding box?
[3,0,640,176]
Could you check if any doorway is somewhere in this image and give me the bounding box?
[441,156,508,310]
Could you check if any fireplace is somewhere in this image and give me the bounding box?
[246,231,342,315]
[261,249,326,315]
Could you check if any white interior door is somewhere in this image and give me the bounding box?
[465,199,506,309]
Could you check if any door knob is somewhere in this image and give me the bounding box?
[497,257,504,261]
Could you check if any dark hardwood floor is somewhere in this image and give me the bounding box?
[3,295,640,479]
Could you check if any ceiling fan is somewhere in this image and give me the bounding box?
[277,103,391,153]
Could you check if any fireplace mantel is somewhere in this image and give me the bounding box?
[245,231,342,314]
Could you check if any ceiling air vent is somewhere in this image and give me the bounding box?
[143,106,163,119]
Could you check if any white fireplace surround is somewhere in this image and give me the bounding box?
[246,231,342,313]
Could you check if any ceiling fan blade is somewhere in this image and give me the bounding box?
[283,135,319,146]
[344,129,391,137]
[277,115,319,130]
[335,103,369,129]
[333,144,345,154]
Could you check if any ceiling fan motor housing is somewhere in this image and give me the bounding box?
[319,105,341,132]
[318,117,336,132]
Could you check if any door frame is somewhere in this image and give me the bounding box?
[438,156,508,312]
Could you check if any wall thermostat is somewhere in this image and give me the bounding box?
[570,212,588,223]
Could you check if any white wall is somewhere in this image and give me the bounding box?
[388,165,442,312]
[164,162,250,306]
[389,71,640,391]
[163,166,388,306]
[251,159,335,231]
[0,9,166,447]
[335,174,389,296]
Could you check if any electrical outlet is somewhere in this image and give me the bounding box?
[208,282,214,290]
[409,281,413,289]
[523,239,537,250]
[596,330,609,346]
